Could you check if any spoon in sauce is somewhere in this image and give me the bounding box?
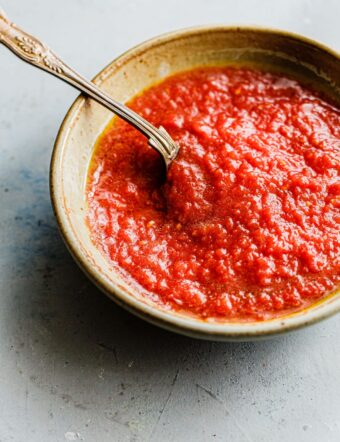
[0,9,179,170]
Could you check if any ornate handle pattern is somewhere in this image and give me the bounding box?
[0,10,67,75]
[0,9,179,169]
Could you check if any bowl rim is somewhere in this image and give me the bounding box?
[50,25,340,340]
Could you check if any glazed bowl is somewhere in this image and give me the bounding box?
[50,26,340,341]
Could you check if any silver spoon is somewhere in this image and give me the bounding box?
[0,9,179,170]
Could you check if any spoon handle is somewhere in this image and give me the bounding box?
[0,9,178,169]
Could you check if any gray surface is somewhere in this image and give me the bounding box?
[0,0,340,441]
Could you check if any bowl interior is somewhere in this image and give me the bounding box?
[51,27,340,340]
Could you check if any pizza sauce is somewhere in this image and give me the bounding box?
[87,67,340,321]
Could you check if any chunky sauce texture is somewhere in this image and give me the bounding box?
[87,67,340,321]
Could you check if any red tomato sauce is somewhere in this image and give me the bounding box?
[87,67,340,321]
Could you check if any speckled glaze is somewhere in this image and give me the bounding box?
[50,26,340,341]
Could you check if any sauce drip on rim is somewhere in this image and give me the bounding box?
[87,66,340,321]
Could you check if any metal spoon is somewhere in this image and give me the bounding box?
[0,9,179,170]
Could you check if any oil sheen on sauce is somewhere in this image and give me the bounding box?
[87,67,340,321]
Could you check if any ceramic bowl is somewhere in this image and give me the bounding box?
[50,26,340,341]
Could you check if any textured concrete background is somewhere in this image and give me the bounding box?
[0,0,340,441]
